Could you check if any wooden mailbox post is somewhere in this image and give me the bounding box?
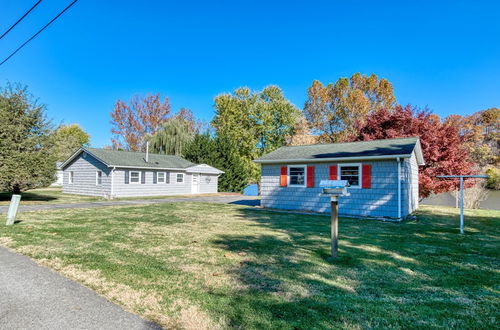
[320,180,350,258]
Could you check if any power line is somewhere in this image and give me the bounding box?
[0,0,79,67]
[0,0,44,41]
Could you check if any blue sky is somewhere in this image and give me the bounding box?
[1,0,499,147]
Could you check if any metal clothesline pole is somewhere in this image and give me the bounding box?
[436,175,488,234]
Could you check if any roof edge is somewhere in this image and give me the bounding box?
[412,138,425,165]
[60,147,110,169]
[254,154,413,164]
[185,164,225,174]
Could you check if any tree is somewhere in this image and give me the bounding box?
[183,132,215,165]
[446,108,499,167]
[345,105,475,198]
[147,116,195,156]
[486,167,500,190]
[110,93,171,151]
[51,124,90,161]
[212,86,300,183]
[0,84,57,194]
[184,133,250,192]
[304,73,396,142]
[286,115,318,146]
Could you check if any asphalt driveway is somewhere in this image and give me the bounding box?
[0,195,260,214]
[0,247,161,330]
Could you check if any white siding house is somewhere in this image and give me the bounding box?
[60,147,223,198]
[254,137,425,219]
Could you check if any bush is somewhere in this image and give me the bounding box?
[486,167,500,190]
[463,181,490,209]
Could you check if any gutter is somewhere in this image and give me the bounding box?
[397,157,401,219]
[110,166,116,198]
[254,154,413,164]
[107,165,190,171]
[109,164,224,174]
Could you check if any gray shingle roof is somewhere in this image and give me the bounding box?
[255,137,421,163]
[84,147,195,169]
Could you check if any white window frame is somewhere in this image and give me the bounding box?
[338,163,362,189]
[129,171,141,184]
[287,165,307,187]
[157,171,166,183]
[96,170,103,185]
[176,173,185,184]
[69,171,74,184]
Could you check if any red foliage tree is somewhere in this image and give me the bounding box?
[110,93,171,151]
[344,105,476,198]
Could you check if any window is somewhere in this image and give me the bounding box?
[69,171,74,184]
[288,166,306,187]
[339,164,361,188]
[157,171,166,183]
[129,171,140,184]
[176,173,184,183]
[96,171,102,185]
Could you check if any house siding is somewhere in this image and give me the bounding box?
[63,152,111,197]
[62,152,220,197]
[111,170,220,197]
[198,174,218,193]
[260,159,417,218]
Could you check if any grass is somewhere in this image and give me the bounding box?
[0,204,498,329]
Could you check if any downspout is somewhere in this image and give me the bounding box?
[397,157,401,219]
[110,166,116,199]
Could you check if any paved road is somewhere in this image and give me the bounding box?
[0,247,161,330]
[0,195,260,214]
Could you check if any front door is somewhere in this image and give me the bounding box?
[192,173,200,193]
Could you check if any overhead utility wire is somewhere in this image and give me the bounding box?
[0,0,79,67]
[0,0,44,40]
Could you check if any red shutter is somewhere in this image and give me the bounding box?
[307,166,314,188]
[329,165,338,180]
[362,164,371,188]
[280,166,287,187]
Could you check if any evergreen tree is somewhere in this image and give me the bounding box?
[0,84,56,194]
[184,133,250,193]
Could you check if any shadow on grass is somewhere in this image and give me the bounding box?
[209,206,500,328]
[0,190,58,203]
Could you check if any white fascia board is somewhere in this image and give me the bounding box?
[413,139,425,165]
[253,154,413,164]
[59,148,85,169]
[60,148,111,170]
[185,164,224,174]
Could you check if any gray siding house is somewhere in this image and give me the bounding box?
[254,137,425,219]
[60,147,223,198]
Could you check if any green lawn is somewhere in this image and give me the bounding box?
[0,204,498,329]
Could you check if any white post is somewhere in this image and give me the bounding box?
[145,142,149,163]
[397,158,401,219]
[459,176,464,234]
[6,194,21,225]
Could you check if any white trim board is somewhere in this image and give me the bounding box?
[254,154,414,164]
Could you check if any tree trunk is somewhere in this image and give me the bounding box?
[12,185,21,195]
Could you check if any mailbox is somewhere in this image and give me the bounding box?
[320,180,350,199]
[319,180,350,259]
